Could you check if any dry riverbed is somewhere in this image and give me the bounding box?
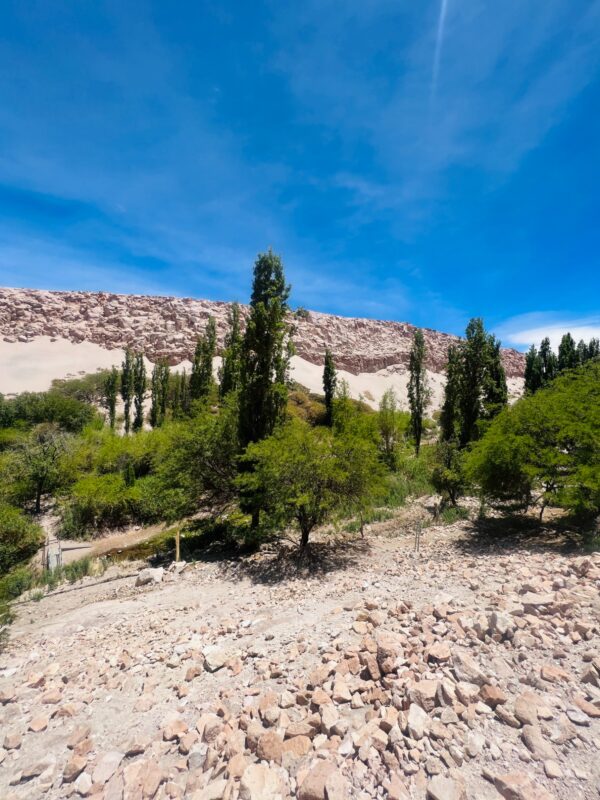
[1,518,599,800]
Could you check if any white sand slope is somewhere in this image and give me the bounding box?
[0,335,523,408]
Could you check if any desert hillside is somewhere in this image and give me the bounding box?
[0,288,525,406]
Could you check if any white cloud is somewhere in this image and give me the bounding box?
[497,312,600,351]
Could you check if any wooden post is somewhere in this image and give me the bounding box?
[175,528,181,563]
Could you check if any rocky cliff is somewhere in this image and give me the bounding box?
[0,287,525,379]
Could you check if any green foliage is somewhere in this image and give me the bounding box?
[219,303,242,398]
[439,319,507,448]
[294,307,310,320]
[322,349,337,427]
[132,353,146,431]
[525,333,598,394]
[377,389,410,469]
[0,390,96,433]
[287,387,326,426]
[103,367,119,429]
[238,419,381,548]
[190,316,217,402]
[239,250,291,449]
[15,423,69,513]
[51,371,110,405]
[408,330,431,455]
[121,349,134,434]
[432,441,466,506]
[440,345,461,442]
[154,397,240,522]
[0,504,43,575]
[150,361,170,427]
[467,362,600,517]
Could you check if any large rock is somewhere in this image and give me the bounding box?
[135,567,164,587]
[452,652,489,687]
[375,629,404,674]
[239,764,282,800]
[426,776,466,800]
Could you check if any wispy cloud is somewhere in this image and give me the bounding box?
[497,311,600,351]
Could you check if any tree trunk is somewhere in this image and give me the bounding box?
[251,508,260,530]
[300,527,310,550]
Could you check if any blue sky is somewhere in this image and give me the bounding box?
[1,1,599,347]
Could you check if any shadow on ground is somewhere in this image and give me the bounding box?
[214,536,371,585]
[454,513,589,556]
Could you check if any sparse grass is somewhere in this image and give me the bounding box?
[341,508,395,534]
[436,505,470,525]
[0,555,102,603]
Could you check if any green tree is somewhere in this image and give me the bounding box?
[103,367,119,429]
[132,354,146,432]
[190,317,217,402]
[440,345,461,442]
[524,345,543,394]
[482,335,508,418]
[587,338,600,361]
[0,504,43,575]
[378,388,402,468]
[150,361,170,428]
[239,250,291,448]
[558,332,577,372]
[121,349,134,434]
[432,441,466,508]
[238,419,380,549]
[219,303,242,398]
[17,424,67,513]
[467,361,600,519]
[459,318,489,447]
[539,337,558,385]
[408,330,430,455]
[322,349,337,427]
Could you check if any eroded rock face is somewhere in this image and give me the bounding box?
[0,287,526,377]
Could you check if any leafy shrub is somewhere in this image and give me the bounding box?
[467,361,600,518]
[0,566,35,600]
[0,504,43,575]
[0,391,97,433]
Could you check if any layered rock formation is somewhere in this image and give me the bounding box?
[0,287,525,378]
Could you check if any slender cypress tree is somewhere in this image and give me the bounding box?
[132,354,146,431]
[483,335,507,417]
[103,366,119,430]
[525,345,543,394]
[121,349,134,434]
[190,317,217,401]
[558,333,577,371]
[440,345,461,442]
[539,337,558,385]
[150,361,170,427]
[587,338,600,361]
[219,303,242,398]
[407,330,431,455]
[239,249,291,448]
[576,339,588,365]
[322,349,337,427]
[459,319,488,447]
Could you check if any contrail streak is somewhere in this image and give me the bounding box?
[431,0,449,102]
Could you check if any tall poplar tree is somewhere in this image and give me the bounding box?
[219,303,242,398]
[150,361,170,427]
[407,330,430,455]
[558,333,577,371]
[322,349,337,427]
[190,317,217,401]
[539,337,558,384]
[132,354,146,431]
[103,366,119,430]
[238,249,291,449]
[121,349,134,434]
[483,335,508,417]
[525,345,543,394]
[440,345,461,442]
[459,318,488,447]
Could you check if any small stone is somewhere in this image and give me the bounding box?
[28,714,50,732]
[203,646,228,673]
[63,755,87,783]
[92,750,124,785]
[544,760,563,779]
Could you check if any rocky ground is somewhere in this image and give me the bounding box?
[1,518,599,800]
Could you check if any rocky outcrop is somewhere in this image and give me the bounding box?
[0,287,525,378]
